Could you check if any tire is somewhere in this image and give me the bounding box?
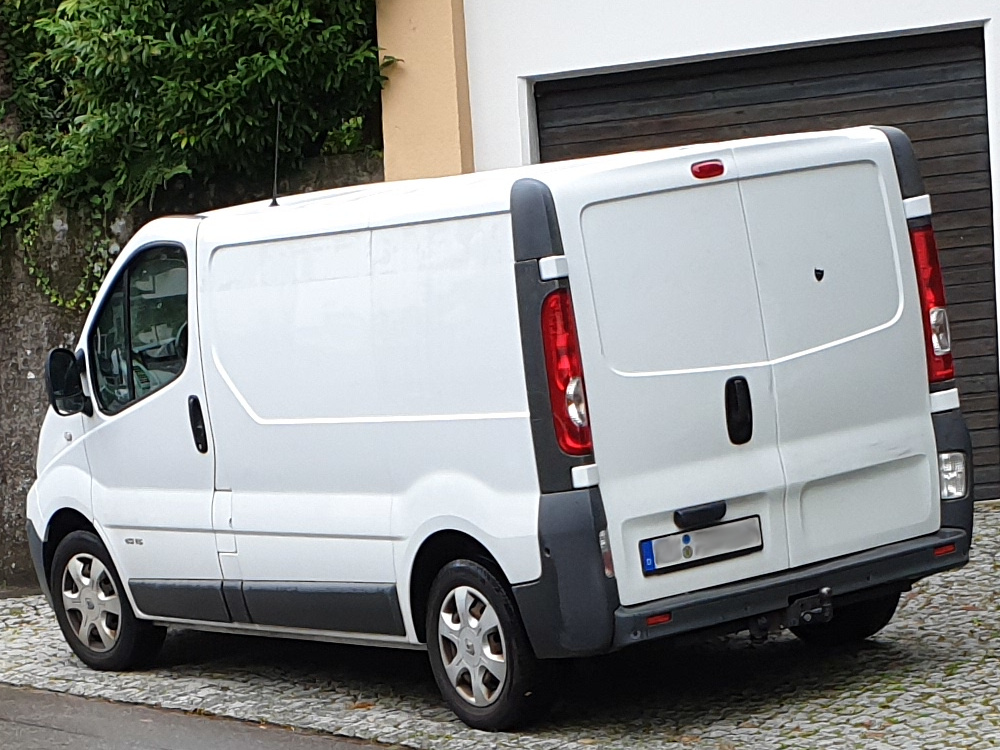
[50,530,166,670]
[790,591,901,647]
[426,559,542,731]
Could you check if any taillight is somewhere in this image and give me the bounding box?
[540,288,593,455]
[909,224,954,383]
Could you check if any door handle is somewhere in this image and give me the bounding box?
[725,377,753,445]
[674,500,727,530]
[188,395,209,454]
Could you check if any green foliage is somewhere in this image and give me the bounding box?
[0,0,384,308]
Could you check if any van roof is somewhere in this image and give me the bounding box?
[196,127,883,230]
[197,140,738,226]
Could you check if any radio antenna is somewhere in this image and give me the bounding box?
[270,101,281,207]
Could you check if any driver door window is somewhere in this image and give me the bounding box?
[91,247,188,414]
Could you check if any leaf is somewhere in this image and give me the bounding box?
[0,0,383,267]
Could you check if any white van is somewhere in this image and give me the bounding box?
[29,126,973,730]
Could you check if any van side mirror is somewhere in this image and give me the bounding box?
[45,348,92,417]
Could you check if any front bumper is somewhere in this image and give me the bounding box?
[613,526,969,649]
[26,519,52,606]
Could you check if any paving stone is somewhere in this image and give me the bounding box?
[2,506,1000,748]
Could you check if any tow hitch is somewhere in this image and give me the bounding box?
[748,586,833,642]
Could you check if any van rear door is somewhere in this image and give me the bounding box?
[733,131,940,568]
[551,151,790,608]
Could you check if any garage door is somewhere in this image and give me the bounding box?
[536,29,998,501]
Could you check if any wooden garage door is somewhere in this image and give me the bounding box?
[536,29,998,500]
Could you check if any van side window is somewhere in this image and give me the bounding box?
[91,246,188,414]
[92,281,131,413]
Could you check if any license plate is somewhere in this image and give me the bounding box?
[640,516,763,575]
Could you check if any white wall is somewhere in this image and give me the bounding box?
[463,0,1000,170]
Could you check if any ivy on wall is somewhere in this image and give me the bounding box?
[0,0,385,309]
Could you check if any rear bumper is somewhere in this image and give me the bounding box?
[612,525,969,650]
[515,485,973,659]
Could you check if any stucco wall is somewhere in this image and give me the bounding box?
[377,0,474,180]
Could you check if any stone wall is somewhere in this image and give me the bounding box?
[0,155,383,588]
[0,229,86,587]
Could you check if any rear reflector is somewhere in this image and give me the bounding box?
[691,160,725,179]
[540,289,593,455]
[909,225,954,382]
[934,543,957,558]
[646,613,672,627]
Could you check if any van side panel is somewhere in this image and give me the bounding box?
[202,230,397,587]
[376,216,542,637]
[200,212,540,639]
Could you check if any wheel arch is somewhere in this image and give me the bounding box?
[43,508,99,587]
[409,530,511,644]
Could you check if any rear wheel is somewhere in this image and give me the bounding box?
[426,560,542,731]
[50,530,165,670]
[790,591,900,647]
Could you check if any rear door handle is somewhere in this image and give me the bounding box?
[674,500,727,530]
[725,377,753,445]
[188,396,209,454]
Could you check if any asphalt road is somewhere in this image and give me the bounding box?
[0,685,393,750]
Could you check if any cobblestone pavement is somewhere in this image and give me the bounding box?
[2,506,999,750]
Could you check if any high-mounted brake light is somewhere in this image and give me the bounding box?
[909,224,954,383]
[691,160,725,179]
[541,289,593,455]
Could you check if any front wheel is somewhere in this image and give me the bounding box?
[426,560,542,731]
[790,591,900,647]
[50,530,166,670]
